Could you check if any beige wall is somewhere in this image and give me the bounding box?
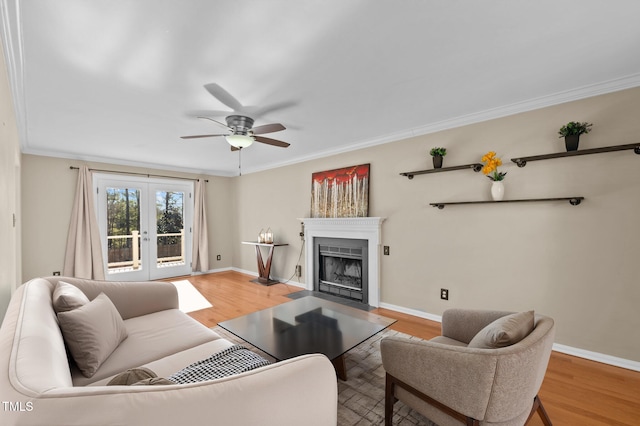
[233,87,640,363]
[0,41,21,320]
[15,86,640,364]
[20,155,234,280]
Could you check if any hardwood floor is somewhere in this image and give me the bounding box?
[176,271,640,426]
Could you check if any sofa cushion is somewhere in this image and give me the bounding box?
[86,338,235,387]
[468,310,535,349]
[57,293,128,377]
[52,281,90,313]
[73,308,221,386]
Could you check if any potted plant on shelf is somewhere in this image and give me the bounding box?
[429,147,447,169]
[558,121,592,152]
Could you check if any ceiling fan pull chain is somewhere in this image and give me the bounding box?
[238,148,242,176]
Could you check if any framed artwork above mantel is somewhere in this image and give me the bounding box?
[310,164,370,218]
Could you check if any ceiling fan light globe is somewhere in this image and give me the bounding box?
[225,134,254,148]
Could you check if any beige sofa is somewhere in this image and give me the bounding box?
[0,277,337,426]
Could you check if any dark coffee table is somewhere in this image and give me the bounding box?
[218,296,396,380]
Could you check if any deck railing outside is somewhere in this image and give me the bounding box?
[107,230,185,270]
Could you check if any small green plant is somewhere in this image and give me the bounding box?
[558,121,592,138]
[429,147,447,156]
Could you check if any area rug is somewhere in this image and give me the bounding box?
[171,280,212,313]
[212,326,437,426]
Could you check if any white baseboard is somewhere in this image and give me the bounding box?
[552,344,640,372]
[212,267,307,289]
[378,302,640,372]
[378,302,443,323]
[380,302,442,322]
[190,267,233,275]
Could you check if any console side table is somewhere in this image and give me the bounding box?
[241,242,289,285]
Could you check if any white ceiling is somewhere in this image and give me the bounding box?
[2,1,640,176]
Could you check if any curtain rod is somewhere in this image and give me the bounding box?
[69,166,208,182]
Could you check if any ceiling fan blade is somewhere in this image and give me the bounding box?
[230,146,240,152]
[198,116,231,130]
[254,135,290,148]
[251,100,298,117]
[186,110,231,118]
[180,134,227,139]
[203,83,243,111]
[252,123,286,135]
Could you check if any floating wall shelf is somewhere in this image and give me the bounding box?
[511,143,640,167]
[400,163,483,179]
[430,197,584,209]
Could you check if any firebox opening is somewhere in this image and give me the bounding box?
[314,237,368,304]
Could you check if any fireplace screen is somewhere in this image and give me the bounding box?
[321,255,362,289]
[314,238,368,303]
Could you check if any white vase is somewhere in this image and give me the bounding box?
[491,181,505,201]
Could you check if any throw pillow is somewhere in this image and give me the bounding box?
[107,367,157,386]
[467,311,535,349]
[57,293,128,378]
[132,377,175,386]
[107,367,174,386]
[52,281,90,313]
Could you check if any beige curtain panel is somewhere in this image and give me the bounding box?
[63,166,105,279]
[192,178,209,272]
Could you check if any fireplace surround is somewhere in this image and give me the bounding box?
[300,217,385,307]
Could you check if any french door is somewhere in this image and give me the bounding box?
[94,174,193,281]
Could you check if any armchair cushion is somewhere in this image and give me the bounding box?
[467,310,534,349]
[57,293,128,377]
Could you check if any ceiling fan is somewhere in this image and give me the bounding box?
[181,114,289,151]
[181,83,292,150]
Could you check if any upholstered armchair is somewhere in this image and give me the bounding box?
[381,309,555,426]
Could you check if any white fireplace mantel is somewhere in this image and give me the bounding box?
[299,217,386,307]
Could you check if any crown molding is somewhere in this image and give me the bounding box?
[244,73,640,175]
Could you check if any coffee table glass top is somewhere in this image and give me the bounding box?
[218,296,396,361]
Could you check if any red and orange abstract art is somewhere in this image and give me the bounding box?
[310,164,370,218]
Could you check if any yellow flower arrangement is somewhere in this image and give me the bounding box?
[481,151,507,181]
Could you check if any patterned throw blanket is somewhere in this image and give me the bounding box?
[167,345,271,384]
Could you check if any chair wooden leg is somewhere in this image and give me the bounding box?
[385,373,396,426]
[536,396,552,426]
[525,395,552,426]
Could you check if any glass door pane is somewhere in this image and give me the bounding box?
[98,181,149,280]
[106,187,143,274]
[149,182,192,279]
[155,190,185,268]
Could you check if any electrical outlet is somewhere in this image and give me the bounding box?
[295,265,302,277]
[440,288,449,300]
[216,254,221,261]
[53,271,61,276]
[383,246,390,255]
